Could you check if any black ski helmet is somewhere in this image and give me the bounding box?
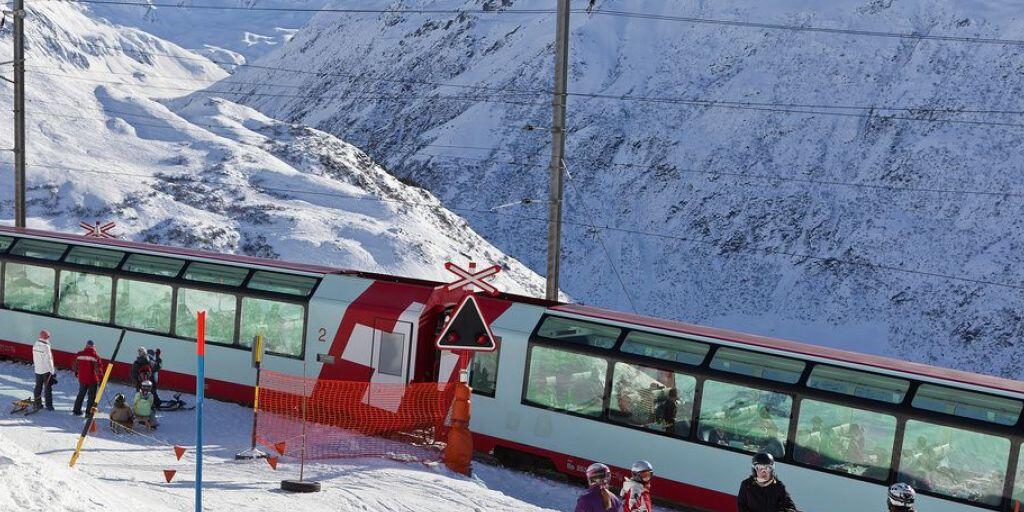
[751,452,775,477]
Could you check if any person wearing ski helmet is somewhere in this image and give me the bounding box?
[133,380,158,428]
[737,452,799,512]
[620,460,654,512]
[130,346,153,392]
[575,462,622,512]
[108,392,134,433]
[887,483,915,512]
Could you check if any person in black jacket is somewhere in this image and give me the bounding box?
[737,452,799,512]
[146,348,163,408]
[130,347,152,392]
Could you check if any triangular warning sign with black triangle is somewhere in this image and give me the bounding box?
[435,294,497,352]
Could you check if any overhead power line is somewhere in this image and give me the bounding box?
[63,0,560,15]
[1,158,1021,292]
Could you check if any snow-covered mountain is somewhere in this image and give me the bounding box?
[211,0,1024,377]
[0,1,547,296]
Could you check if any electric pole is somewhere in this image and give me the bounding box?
[12,0,25,228]
[545,0,570,301]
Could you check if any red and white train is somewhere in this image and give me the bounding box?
[0,226,1021,512]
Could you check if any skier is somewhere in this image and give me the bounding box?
[737,453,799,512]
[31,329,55,412]
[147,348,163,408]
[887,483,916,512]
[130,346,152,392]
[620,460,654,512]
[108,393,134,433]
[72,339,102,416]
[133,380,158,429]
[575,462,622,512]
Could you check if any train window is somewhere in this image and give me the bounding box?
[620,331,708,366]
[176,288,237,344]
[469,348,499,397]
[1011,450,1024,505]
[806,365,909,404]
[710,348,805,384]
[57,271,112,323]
[610,361,696,438]
[183,262,248,287]
[535,316,620,349]
[64,246,123,268]
[115,279,172,333]
[899,420,1009,506]
[698,380,792,457]
[525,345,608,417]
[121,254,185,277]
[0,236,13,252]
[247,271,317,296]
[239,298,304,356]
[10,239,66,261]
[3,262,55,313]
[912,384,1023,426]
[793,399,895,481]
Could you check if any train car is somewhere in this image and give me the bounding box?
[0,226,1022,512]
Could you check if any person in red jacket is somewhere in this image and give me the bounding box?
[72,340,103,416]
[621,460,654,512]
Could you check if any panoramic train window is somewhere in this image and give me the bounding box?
[619,331,709,366]
[469,348,499,396]
[121,254,185,277]
[525,345,608,417]
[3,262,55,313]
[247,271,318,296]
[535,316,620,349]
[239,298,304,357]
[698,380,792,457]
[912,384,1023,426]
[610,361,696,438]
[793,400,896,481]
[57,271,112,323]
[806,365,909,404]
[10,239,66,260]
[115,279,172,333]
[64,246,123,268]
[710,348,805,384]
[1012,450,1024,504]
[184,262,248,287]
[0,236,13,252]
[176,288,237,344]
[899,420,1009,506]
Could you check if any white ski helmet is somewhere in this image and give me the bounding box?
[585,463,611,487]
[631,460,654,481]
[888,483,915,509]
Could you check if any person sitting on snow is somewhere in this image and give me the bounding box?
[133,381,158,429]
[109,393,134,433]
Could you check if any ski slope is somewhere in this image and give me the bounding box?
[0,360,618,512]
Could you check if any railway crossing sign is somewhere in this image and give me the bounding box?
[443,261,501,296]
[435,294,497,352]
[80,220,116,238]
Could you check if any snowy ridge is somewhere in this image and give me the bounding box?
[0,1,547,296]
[212,0,1024,377]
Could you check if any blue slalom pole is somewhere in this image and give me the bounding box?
[196,311,206,512]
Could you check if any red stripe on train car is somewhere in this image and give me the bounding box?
[472,432,737,512]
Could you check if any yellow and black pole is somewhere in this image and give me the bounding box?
[70,329,127,467]
[236,333,267,460]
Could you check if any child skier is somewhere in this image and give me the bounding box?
[621,460,654,512]
[133,381,158,429]
[108,393,134,433]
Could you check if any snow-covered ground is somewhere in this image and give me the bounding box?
[0,359,613,511]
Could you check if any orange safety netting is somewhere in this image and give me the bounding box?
[254,370,457,462]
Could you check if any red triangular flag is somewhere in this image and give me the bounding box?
[163,469,177,483]
[173,446,186,461]
[89,420,98,433]
[266,456,278,470]
[273,442,286,455]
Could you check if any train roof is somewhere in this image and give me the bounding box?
[553,303,1024,397]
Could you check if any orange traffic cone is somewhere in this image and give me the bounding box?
[173,446,186,461]
[163,470,177,483]
[89,420,98,434]
[266,456,278,470]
